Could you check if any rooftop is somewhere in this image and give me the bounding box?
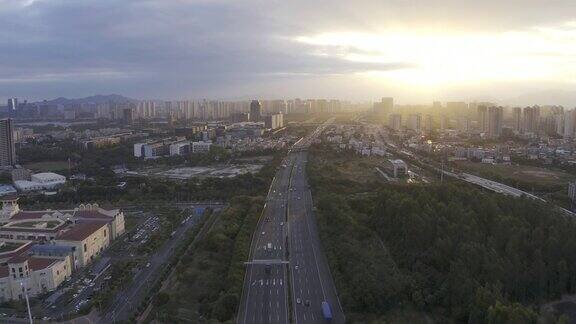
[11,207,118,221]
[4,255,60,272]
[56,222,107,241]
[0,185,17,195]
[31,172,66,181]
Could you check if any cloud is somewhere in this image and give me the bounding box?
[1,0,576,102]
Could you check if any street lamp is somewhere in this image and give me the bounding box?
[19,279,33,324]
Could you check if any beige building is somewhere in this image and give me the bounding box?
[0,254,72,301]
[55,221,110,268]
[0,196,125,300]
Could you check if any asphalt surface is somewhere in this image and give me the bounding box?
[288,151,345,324]
[238,157,293,324]
[239,118,344,324]
[98,210,204,323]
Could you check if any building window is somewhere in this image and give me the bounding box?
[83,244,87,252]
[18,267,22,273]
[104,230,107,237]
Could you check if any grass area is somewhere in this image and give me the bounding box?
[311,148,387,184]
[454,161,576,188]
[9,220,61,228]
[0,242,25,253]
[153,196,263,323]
[23,160,69,172]
[453,161,575,209]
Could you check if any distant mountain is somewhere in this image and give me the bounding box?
[505,90,576,107]
[40,94,137,106]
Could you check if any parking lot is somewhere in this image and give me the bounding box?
[0,205,211,322]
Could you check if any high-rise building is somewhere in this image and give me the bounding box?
[264,114,284,130]
[250,100,262,122]
[440,115,450,130]
[374,97,394,116]
[424,114,433,134]
[122,108,133,124]
[137,101,156,119]
[487,106,504,138]
[477,106,488,133]
[512,107,522,133]
[446,102,468,116]
[407,114,422,132]
[7,99,17,115]
[555,113,565,136]
[457,116,471,133]
[523,106,540,134]
[564,110,576,138]
[388,114,402,131]
[0,119,16,167]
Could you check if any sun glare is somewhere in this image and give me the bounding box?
[295,24,576,88]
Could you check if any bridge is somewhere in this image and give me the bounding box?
[244,259,289,265]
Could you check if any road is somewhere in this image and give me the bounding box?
[98,210,204,323]
[239,118,344,324]
[237,157,293,324]
[288,151,345,324]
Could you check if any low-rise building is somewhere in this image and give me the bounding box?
[0,196,124,266]
[169,141,191,156]
[385,159,408,178]
[192,141,212,154]
[13,172,66,192]
[30,173,66,189]
[0,254,72,301]
[0,185,16,197]
[0,197,124,301]
[55,221,110,268]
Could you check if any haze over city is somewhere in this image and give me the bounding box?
[1,0,576,105]
[4,1,576,323]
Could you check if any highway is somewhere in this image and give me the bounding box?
[237,156,293,324]
[239,118,344,324]
[288,151,345,324]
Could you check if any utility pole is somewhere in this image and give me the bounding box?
[20,280,33,324]
[440,159,444,184]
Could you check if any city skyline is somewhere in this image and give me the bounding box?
[1,1,576,105]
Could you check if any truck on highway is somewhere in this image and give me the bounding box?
[265,264,271,275]
[267,243,272,250]
[321,301,332,322]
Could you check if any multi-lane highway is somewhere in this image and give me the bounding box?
[238,119,344,324]
[238,156,293,324]
[288,151,345,323]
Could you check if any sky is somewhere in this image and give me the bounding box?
[1,0,576,105]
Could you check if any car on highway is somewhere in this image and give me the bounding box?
[296,298,301,304]
[261,231,265,235]
[295,265,299,270]
[305,300,311,307]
